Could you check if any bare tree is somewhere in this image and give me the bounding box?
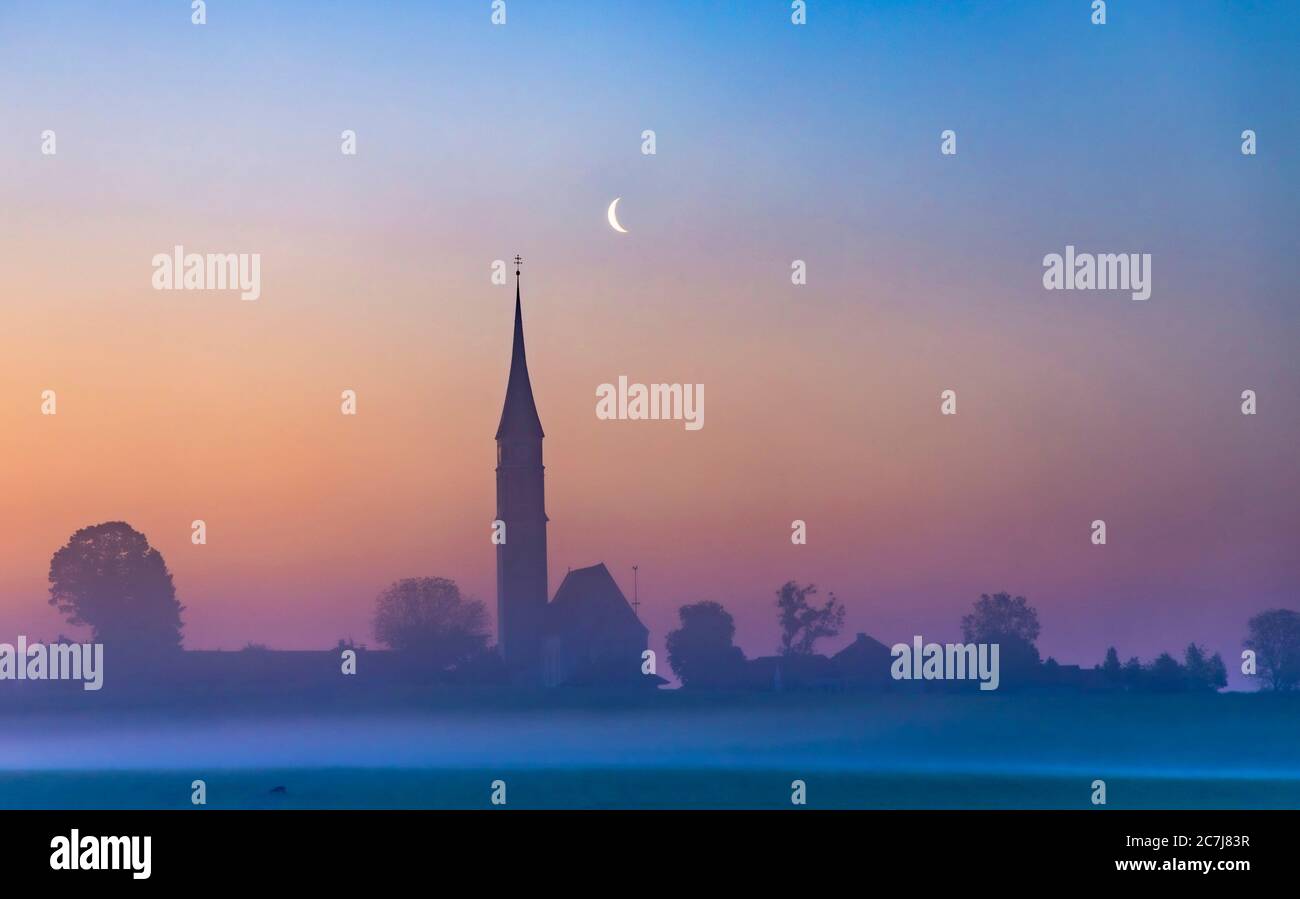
[775,581,844,656]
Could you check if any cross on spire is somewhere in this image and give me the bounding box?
[514,254,523,276]
[632,565,640,616]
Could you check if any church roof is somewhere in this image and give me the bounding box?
[831,633,893,679]
[495,279,545,440]
[547,563,647,639]
[833,633,892,663]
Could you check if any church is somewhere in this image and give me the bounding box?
[494,260,657,688]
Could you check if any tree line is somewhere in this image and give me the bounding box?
[666,587,1299,693]
[38,521,1300,692]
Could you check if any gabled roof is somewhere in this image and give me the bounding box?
[495,282,545,440]
[833,633,892,662]
[831,633,893,677]
[547,563,647,639]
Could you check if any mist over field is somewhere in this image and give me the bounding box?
[4,692,1298,808]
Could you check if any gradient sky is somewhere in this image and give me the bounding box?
[1,1,1296,685]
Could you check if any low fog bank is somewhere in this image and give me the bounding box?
[4,692,1297,778]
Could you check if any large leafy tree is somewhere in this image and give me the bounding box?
[961,592,1040,645]
[48,521,184,652]
[1244,609,1300,691]
[372,577,490,669]
[961,591,1042,680]
[666,601,747,688]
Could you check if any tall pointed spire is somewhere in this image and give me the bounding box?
[495,254,548,681]
[495,256,544,439]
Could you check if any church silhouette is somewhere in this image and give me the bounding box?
[494,259,659,688]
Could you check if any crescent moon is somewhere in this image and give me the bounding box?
[607,197,628,234]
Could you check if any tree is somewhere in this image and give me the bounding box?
[1147,652,1186,692]
[1183,643,1208,688]
[1244,609,1300,691]
[961,592,1041,680]
[372,577,489,670]
[1208,652,1228,691]
[1101,646,1122,686]
[47,521,184,653]
[666,601,747,688]
[961,592,1040,644]
[1122,656,1143,690]
[775,581,845,656]
[1183,643,1227,692]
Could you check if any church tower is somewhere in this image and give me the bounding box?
[495,257,548,679]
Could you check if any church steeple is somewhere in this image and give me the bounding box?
[494,254,548,681]
[495,257,544,440]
